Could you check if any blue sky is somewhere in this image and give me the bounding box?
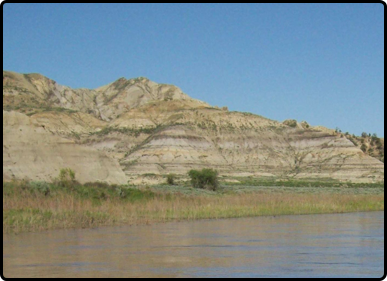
[3,3,384,137]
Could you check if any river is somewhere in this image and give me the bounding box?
[3,211,384,278]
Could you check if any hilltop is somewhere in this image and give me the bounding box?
[3,70,384,184]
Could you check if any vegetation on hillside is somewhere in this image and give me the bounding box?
[283,119,298,128]
[166,174,176,185]
[345,132,384,162]
[88,125,160,137]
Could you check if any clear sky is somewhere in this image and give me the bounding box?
[3,3,384,137]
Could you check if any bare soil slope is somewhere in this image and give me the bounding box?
[3,71,384,184]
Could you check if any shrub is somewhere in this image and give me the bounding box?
[29,181,51,196]
[59,168,75,181]
[57,168,76,188]
[167,174,175,185]
[283,119,298,128]
[300,121,310,129]
[83,181,110,189]
[188,168,219,191]
[348,137,358,146]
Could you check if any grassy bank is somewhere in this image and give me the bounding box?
[3,180,384,234]
[222,176,385,188]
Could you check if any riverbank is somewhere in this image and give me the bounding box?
[3,180,384,234]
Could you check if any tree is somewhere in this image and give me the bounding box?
[188,168,219,191]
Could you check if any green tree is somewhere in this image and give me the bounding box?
[188,168,219,191]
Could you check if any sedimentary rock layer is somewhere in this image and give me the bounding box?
[3,71,384,183]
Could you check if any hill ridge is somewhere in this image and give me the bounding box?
[3,70,384,184]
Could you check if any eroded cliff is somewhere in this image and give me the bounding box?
[3,71,384,184]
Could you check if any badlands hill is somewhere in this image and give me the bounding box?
[3,70,384,184]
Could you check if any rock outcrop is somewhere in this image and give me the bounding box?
[3,71,384,184]
[3,111,127,184]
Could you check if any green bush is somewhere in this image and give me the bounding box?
[283,119,298,128]
[57,168,76,188]
[188,169,219,191]
[167,174,175,185]
[28,181,51,196]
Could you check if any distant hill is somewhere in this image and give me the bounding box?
[3,70,384,184]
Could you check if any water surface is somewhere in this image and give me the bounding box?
[3,211,384,278]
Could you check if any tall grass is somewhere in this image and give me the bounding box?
[225,177,385,188]
[3,180,384,234]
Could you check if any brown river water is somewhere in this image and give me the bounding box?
[3,211,384,278]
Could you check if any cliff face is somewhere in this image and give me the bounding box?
[3,111,127,184]
[3,71,384,184]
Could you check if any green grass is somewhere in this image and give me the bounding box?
[3,103,78,115]
[89,125,160,137]
[225,176,384,188]
[150,183,384,196]
[3,180,156,202]
[3,179,384,234]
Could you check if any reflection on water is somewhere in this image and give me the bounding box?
[3,212,384,278]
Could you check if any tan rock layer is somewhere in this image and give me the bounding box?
[3,71,384,184]
[3,111,127,184]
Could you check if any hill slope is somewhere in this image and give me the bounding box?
[3,71,384,184]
